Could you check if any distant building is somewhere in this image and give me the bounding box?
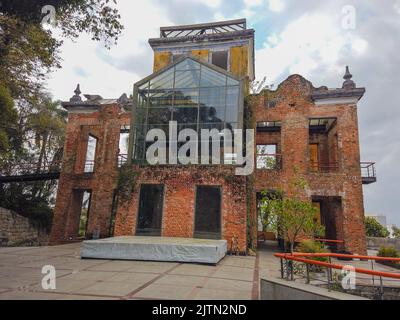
[366,214,387,227]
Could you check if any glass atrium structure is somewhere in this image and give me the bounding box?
[131,57,243,163]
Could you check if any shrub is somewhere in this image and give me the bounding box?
[365,217,390,238]
[377,246,400,269]
[297,240,328,254]
[392,226,400,239]
[378,246,399,258]
[295,240,330,274]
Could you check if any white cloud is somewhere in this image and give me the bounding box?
[268,0,285,12]
[193,0,223,8]
[395,0,400,14]
[244,0,264,8]
[255,13,368,84]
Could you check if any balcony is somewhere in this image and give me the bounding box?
[118,154,128,168]
[84,160,95,173]
[361,162,377,184]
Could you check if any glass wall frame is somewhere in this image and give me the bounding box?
[130,57,244,163]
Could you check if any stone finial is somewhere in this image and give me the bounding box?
[118,93,129,104]
[70,84,82,103]
[342,66,356,90]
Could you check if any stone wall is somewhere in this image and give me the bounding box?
[367,237,400,251]
[0,207,48,247]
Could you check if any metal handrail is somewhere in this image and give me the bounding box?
[118,154,128,167]
[361,162,376,178]
[0,160,62,176]
[276,252,400,279]
[275,252,400,300]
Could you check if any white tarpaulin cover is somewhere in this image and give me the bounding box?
[81,236,227,264]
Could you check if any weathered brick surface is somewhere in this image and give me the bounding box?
[251,75,367,255]
[51,74,368,256]
[113,166,248,253]
[50,104,130,243]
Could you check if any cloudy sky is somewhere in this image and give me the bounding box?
[47,0,400,226]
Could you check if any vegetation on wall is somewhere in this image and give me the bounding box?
[116,164,138,202]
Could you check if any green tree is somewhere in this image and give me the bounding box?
[0,95,66,231]
[0,1,123,102]
[0,84,18,153]
[365,217,390,238]
[392,226,400,239]
[259,177,325,254]
[0,1,123,231]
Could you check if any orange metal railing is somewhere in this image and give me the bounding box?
[275,251,400,299]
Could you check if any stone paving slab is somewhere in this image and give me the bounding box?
[132,283,196,300]
[0,242,259,300]
[194,288,252,300]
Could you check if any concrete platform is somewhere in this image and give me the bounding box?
[81,236,228,264]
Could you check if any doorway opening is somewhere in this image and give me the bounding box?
[136,184,164,236]
[71,189,92,239]
[194,186,222,240]
[312,196,344,251]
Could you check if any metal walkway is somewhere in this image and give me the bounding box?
[0,161,61,183]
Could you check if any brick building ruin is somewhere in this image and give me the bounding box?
[50,19,376,255]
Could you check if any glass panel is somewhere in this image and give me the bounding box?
[132,58,243,162]
[136,185,164,236]
[227,77,239,86]
[138,82,150,101]
[147,107,172,125]
[200,67,227,87]
[173,107,198,124]
[174,70,200,88]
[148,90,174,107]
[174,88,199,107]
[175,58,200,71]
[225,86,239,123]
[199,122,225,131]
[195,186,221,240]
[199,87,225,123]
[150,68,174,90]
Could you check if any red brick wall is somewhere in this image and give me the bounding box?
[51,74,368,256]
[50,104,130,243]
[113,166,248,253]
[251,74,367,255]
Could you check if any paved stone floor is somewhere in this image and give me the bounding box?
[1,243,398,300]
[0,243,266,300]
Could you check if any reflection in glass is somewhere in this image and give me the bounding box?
[132,58,241,163]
